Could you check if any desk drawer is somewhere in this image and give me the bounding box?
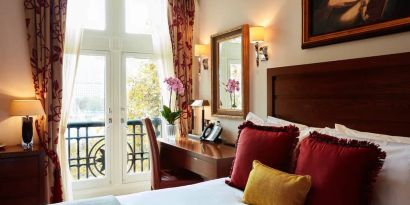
[159,139,235,180]
[183,154,216,179]
[162,146,217,179]
[0,177,40,197]
[0,156,39,177]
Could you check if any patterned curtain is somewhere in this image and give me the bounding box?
[24,0,67,203]
[168,0,195,136]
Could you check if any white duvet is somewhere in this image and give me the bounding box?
[117,178,244,205]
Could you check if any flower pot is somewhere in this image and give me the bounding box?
[166,124,177,140]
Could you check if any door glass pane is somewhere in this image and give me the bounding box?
[67,55,107,181]
[125,57,161,175]
[125,0,152,34]
[84,0,106,30]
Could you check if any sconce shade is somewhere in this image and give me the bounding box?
[190,99,210,107]
[10,100,45,116]
[250,26,265,43]
[194,44,206,57]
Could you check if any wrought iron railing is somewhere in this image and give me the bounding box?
[66,118,162,180]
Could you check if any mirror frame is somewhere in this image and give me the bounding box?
[211,24,249,118]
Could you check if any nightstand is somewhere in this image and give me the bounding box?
[0,145,46,205]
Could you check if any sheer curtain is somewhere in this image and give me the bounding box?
[58,0,90,201]
[148,0,176,129]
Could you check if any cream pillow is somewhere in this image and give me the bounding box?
[246,112,267,125]
[335,124,410,144]
[267,116,309,130]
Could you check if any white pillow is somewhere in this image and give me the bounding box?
[245,112,271,126]
[320,127,410,205]
[267,116,309,130]
[335,124,410,144]
[266,116,324,139]
[246,113,324,139]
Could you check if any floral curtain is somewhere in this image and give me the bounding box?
[24,0,67,203]
[168,0,195,136]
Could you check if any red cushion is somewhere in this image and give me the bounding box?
[226,121,299,190]
[294,132,386,205]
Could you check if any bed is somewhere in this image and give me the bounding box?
[59,52,410,205]
[57,178,243,205]
[117,178,243,205]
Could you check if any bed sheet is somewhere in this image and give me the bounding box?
[116,178,244,205]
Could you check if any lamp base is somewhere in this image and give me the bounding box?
[22,116,33,150]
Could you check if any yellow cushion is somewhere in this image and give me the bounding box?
[242,160,311,205]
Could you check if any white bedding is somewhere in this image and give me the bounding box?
[116,178,244,205]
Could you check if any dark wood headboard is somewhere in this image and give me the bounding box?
[267,52,410,137]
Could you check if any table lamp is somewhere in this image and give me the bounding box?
[191,100,210,131]
[10,100,45,150]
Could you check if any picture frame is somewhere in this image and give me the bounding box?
[302,0,410,48]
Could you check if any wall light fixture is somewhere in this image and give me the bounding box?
[250,26,268,67]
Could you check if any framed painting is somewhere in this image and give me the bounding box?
[302,0,410,48]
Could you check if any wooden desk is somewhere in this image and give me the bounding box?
[158,138,236,180]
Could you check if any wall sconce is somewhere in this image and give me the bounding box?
[250,26,268,67]
[194,44,209,71]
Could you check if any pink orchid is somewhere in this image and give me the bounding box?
[225,79,240,94]
[164,77,185,95]
[162,77,185,124]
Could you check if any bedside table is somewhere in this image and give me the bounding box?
[0,145,46,205]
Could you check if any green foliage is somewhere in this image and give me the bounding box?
[127,63,161,121]
[160,105,181,125]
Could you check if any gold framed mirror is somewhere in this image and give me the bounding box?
[211,24,249,118]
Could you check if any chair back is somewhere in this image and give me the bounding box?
[144,118,161,189]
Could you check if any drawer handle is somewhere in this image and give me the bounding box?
[192,157,198,160]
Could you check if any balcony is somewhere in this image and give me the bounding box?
[66,118,162,180]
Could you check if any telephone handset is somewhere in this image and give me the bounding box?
[200,121,223,143]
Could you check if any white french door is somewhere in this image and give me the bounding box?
[66,0,162,198]
[68,51,113,190]
[120,53,157,183]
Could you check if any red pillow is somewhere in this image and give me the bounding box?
[226,121,299,190]
[294,132,386,205]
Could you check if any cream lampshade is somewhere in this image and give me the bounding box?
[194,44,207,57]
[190,99,210,107]
[191,100,210,131]
[250,26,265,43]
[250,26,266,67]
[10,100,45,150]
[10,100,45,116]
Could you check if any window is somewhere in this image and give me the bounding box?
[84,0,106,30]
[66,0,162,196]
[125,0,152,34]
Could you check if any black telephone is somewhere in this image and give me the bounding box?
[200,121,223,143]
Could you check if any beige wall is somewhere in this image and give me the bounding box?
[196,0,410,144]
[0,0,36,146]
[0,0,409,145]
